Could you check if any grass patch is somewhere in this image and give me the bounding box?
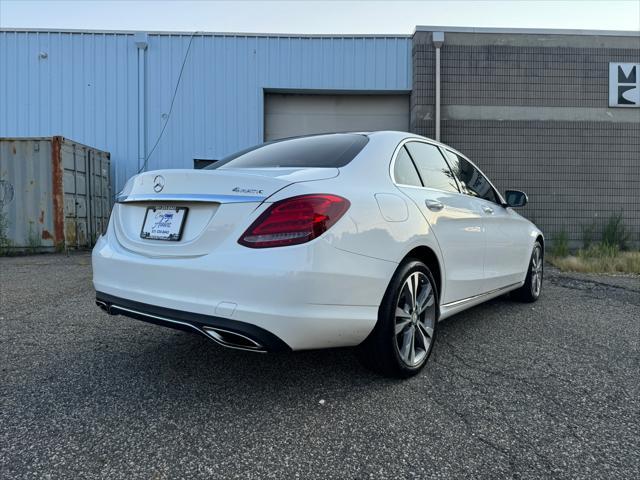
[549,244,640,274]
[550,230,569,258]
[549,213,639,274]
[601,213,630,250]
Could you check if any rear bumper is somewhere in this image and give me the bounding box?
[92,226,397,350]
[96,292,291,352]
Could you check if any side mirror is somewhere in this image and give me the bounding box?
[504,190,528,208]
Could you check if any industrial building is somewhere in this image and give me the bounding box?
[0,26,639,247]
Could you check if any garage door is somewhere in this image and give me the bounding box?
[264,93,409,141]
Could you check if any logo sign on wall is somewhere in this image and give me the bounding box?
[609,63,639,107]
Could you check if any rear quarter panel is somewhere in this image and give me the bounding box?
[267,178,440,264]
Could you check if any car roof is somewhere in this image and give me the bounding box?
[264,130,467,160]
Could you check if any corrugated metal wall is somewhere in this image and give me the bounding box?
[0,31,412,192]
[0,138,55,251]
[0,137,111,251]
[0,32,138,194]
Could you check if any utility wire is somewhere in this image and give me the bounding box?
[138,31,197,174]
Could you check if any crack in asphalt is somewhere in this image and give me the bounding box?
[545,271,640,306]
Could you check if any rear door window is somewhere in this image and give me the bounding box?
[209,134,369,169]
[393,146,423,187]
[444,150,499,204]
[405,142,459,193]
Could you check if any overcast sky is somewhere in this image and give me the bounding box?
[1,0,639,34]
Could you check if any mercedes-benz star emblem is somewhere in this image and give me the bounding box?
[153,175,165,193]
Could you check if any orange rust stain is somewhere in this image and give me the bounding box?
[39,210,45,224]
[41,230,53,240]
[51,136,65,249]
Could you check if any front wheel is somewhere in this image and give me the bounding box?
[512,241,543,303]
[358,260,438,378]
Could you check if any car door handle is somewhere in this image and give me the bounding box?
[425,200,444,211]
[482,205,494,214]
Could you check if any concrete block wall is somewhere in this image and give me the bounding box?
[439,46,639,107]
[411,29,640,248]
[441,120,640,247]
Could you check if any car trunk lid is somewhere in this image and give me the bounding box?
[112,167,338,257]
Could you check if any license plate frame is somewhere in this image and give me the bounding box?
[140,206,189,241]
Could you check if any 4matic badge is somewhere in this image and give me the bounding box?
[232,187,264,195]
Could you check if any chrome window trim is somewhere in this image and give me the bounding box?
[388,137,505,206]
[389,137,460,192]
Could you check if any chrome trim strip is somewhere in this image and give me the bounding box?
[110,304,204,333]
[441,282,522,309]
[108,304,266,353]
[116,193,266,204]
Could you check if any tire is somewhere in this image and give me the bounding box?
[512,241,543,303]
[358,259,439,378]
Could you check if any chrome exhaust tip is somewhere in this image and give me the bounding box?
[96,300,110,312]
[202,327,265,352]
[95,295,270,353]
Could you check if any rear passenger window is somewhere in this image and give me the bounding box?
[393,146,422,187]
[405,142,459,193]
[444,150,499,204]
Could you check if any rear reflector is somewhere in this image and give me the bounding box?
[238,194,350,248]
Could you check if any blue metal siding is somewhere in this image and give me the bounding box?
[0,31,412,191]
[0,31,139,192]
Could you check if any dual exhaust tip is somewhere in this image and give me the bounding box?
[96,300,266,353]
[201,327,264,352]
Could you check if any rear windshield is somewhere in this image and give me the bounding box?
[207,134,369,169]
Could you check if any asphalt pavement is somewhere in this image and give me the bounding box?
[1,253,638,479]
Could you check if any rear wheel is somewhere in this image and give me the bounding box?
[358,260,438,378]
[512,241,543,302]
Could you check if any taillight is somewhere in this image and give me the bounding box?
[238,194,350,248]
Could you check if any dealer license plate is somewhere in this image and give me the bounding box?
[140,206,188,241]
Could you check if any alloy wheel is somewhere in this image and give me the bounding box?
[531,246,543,297]
[394,272,436,367]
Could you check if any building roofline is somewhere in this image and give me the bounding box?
[1,25,637,38]
[414,25,640,37]
[0,27,411,38]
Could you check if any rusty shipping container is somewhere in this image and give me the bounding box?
[0,137,111,252]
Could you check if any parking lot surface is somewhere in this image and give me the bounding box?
[1,253,638,479]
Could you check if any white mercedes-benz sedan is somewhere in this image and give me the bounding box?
[93,131,543,377]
